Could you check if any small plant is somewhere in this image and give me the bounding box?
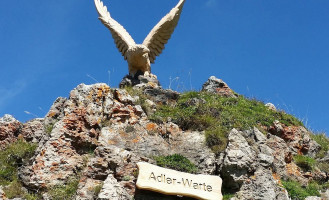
[45,121,57,135]
[222,185,236,200]
[154,154,198,174]
[317,161,329,175]
[205,127,229,154]
[3,179,27,199]
[293,155,316,171]
[223,193,235,200]
[48,177,80,200]
[282,180,320,200]
[93,183,103,198]
[311,133,329,158]
[123,175,131,181]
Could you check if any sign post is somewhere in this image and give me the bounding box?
[136,162,223,200]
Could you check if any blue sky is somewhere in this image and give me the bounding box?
[1,0,328,134]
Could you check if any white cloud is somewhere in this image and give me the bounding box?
[0,80,27,112]
[205,0,218,8]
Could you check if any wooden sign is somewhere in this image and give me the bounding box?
[136,162,223,200]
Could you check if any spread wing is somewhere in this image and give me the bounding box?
[95,0,136,60]
[142,0,186,63]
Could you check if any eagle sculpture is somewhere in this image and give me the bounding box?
[94,0,186,76]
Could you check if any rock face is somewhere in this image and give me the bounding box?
[0,76,328,200]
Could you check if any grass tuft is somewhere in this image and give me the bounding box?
[293,155,316,172]
[154,154,198,174]
[47,177,80,200]
[310,133,329,159]
[0,139,37,199]
[0,139,37,185]
[282,180,320,200]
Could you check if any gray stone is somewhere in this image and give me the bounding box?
[221,129,257,189]
[97,174,131,200]
[234,167,289,200]
[265,103,277,111]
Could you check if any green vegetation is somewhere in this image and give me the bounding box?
[0,139,37,185]
[46,123,54,134]
[223,193,235,200]
[152,91,303,153]
[0,139,37,199]
[123,175,131,181]
[317,161,329,175]
[311,133,329,159]
[282,180,320,200]
[93,183,103,197]
[48,177,80,200]
[293,155,316,171]
[45,120,59,135]
[3,179,39,200]
[154,154,198,174]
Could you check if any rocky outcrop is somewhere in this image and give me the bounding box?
[269,120,320,157]
[14,83,215,198]
[202,76,237,97]
[0,114,22,149]
[0,76,328,200]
